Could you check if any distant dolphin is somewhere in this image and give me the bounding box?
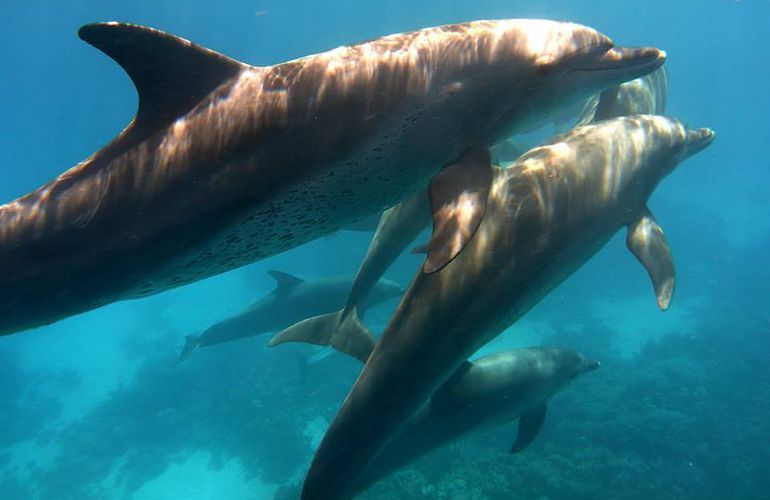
[274,321,599,496]
[0,19,664,336]
[178,271,402,362]
[577,66,668,124]
[355,348,598,496]
[272,115,714,499]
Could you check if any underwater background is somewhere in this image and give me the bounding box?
[0,0,768,499]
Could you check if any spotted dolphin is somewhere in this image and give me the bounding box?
[272,115,713,499]
[0,20,664,336]
[177,270,402,362]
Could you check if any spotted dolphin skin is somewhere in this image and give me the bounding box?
[273,115,713,499]
[0,20,663,336]
[177,270,402,362]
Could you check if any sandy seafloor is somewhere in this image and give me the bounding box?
[0,1,768,499]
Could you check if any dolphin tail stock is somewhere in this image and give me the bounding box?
[176,335,200,364]
[267,308,376,364]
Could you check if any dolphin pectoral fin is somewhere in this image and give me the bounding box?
[177,335,200,364]
[267,270,305,294]
[511,403,547,453]
[268,309,376,364]
[423,147,493,273]
[626,207,675,310]
[78,23,244,152]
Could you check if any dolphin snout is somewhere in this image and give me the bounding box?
[685,128,715,157]
[583,358,601,373]
[581,46,666,73]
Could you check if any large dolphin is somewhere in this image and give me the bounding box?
[178,270,402,362]
[272,115,714,499]
[299,67,669,351]
[0,19,664,336]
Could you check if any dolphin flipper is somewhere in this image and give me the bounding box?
[424,148,493,273]
[268,309,376,364]
[510,403,547,453]
[626,207,675,310]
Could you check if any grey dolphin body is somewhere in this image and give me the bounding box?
[353,348,598,496]
[331,68,669,321]
[273,115,713,499]
[178,271,402,361]
[287,332,599,496]
[578,66,668,124]
[0,20,664,336]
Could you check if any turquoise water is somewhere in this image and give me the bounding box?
[0,1,768,499]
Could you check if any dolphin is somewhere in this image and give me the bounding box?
[298,68,668,351]
[271,115,714,499]
[577,66,668,124]
[275,319,599,496]
[177,271,403,362]
[357,348,598,495]
[0,19,664,336]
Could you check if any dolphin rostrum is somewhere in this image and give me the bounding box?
[178,270,402,362]
[272,115,713,499]
[0,19,664,336]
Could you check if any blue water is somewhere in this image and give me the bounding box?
[0,1,767,499]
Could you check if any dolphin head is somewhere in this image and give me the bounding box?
[639,116,715,183]
[549,348,601,384]
[465,20,666,135]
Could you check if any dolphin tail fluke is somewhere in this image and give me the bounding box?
[268,309,376,364]
[177,335,200,364]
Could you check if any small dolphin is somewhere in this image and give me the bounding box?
[177,271,402,362]
[0,20,664,336]
[578,66,668,124]
[357,348,598,495]
[277,321,599,496]
[272,115,713,499]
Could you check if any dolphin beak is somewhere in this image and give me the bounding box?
[575,46,666,83]
[584,359,601,373]
[685,127,716,157]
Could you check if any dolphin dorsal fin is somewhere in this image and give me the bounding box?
[78,23,244,142]
[267,270,304,293]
